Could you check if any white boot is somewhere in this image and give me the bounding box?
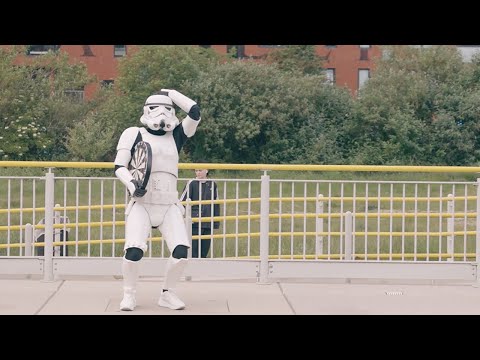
[120,258,139,311]
[157,256,187,310]
[120,289,136,311]
[158,290,185,310]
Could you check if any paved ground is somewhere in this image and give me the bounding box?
[2,275,480,315]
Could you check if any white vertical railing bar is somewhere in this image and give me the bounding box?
[32,179,37,253]
[290,182,294,259]
[389,183,393,261]
[247,181,252,258]
[376,184,381,261]
[447,193,454,262]
[185,197,192,259]
[327,183,332,260]
[451,185,456,261]
[25,223,32,256]
[344,211,352,260]
[19,179,24,256]
[43,169,54,281]
[426,184,431,261]
[401,184,406,261]
[476,178,480,268]
[75,180,80,257]
[364,183,368,261]
[234,181,239,258]
[197,178,202,259]
[316,192,324,259]
[87,179,92,256]
[352,182,357,259]
[258,171,270,283]
[7,179,11,256]
[100,180,104,257]
[463,184,468,261]
[54,204,60,257]
[278,182,283,259]
[112,179,117,257]
[438,184,444,260]
[62,180,68,257]
[222,181,227,259]
[339,183,344,257]
[414,184,418,261]
[302,182,307,260]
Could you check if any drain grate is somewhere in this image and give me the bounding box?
[385,291,404,296]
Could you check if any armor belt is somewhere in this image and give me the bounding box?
[142,190,179,205]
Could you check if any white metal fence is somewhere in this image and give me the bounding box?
[1,165,479,283]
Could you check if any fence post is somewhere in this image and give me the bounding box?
[184,198,193,281]
[43,168,55,282]
[344,211,353,260]
[447,194,454,262]
[185,198,192,258]
[476,179,480,283]
[25,223,33,257]
[54,204,61,257]
[316,194,324,257]
[258,171,270,284]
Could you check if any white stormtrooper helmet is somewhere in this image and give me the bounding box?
[140,93,179,131]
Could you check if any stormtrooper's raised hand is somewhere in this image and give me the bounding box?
[161,89,200,120]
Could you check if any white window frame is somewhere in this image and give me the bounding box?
[358,69,370,89]
[114,45,127,57]
[325,68,335,84]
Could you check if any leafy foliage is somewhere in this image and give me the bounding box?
[265,45,325,76]
[184,60,353,164]
[347,45,480,165]
[0,46,95,160]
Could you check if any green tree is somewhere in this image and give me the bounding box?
[0,46,95,161]
[265,45,325,76]
[184,60,353,164]
[347,45,480,165]
[65,45,221,161]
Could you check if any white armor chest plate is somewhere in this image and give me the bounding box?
[140,129,179,177]
[138,129,180,205]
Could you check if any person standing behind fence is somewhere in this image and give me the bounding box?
[181,167,220,258]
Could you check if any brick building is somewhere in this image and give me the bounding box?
[5,45,480,99]
[2,45,385,98]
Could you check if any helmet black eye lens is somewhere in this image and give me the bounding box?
[149,106,159,110]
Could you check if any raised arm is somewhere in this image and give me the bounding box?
[162,89,201,138]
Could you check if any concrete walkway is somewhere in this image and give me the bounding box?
[2,276,480,315]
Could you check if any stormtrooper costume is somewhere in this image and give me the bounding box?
[114,89,201,311]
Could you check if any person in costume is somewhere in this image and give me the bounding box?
[114,89,201,311]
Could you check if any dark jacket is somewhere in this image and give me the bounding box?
[181,179,220,229]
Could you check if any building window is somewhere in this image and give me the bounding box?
[64,88,84,102]
[82,45,94,57]
[360,45,370,61]
[27,45,59,55]
[325,68,335,84]
[100,80,114,88]
[325,45,337,48]
[358,69,370,89]
[114,45,127,57]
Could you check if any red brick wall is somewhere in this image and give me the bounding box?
[58,45,140,98]
[1,45,381,97]
[242,45,381,95]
